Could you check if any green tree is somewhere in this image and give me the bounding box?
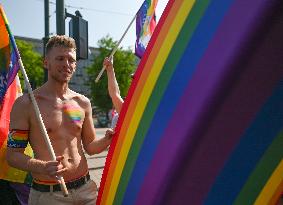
[87,35,137,112]
[16,39,44,89]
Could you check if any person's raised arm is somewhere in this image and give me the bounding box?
[103,57,124,113]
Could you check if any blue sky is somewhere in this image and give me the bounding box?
[1,0,168,50]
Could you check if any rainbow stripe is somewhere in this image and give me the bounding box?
[63,104,83,123]
[7,130,29,148]
[98,0,283,204]
[9,130,28,140]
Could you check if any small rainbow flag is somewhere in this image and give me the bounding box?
[135,0,158,58]
[0,4,33,184]
[63,104,83,123]
[98,0,283,204]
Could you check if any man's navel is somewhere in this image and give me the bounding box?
[67,158,74,163]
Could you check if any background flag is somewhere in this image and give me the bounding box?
[0,5,20,104]
[135,0,158,58]
[0,4,33,184]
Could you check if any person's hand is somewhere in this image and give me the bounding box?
[103,56,113,71]
[105,129,115,141]
[41,156,68,179]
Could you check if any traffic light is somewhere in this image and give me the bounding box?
[69,12,88,60]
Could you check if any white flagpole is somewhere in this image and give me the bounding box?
[95,13,137,83]
[18,59,69,196]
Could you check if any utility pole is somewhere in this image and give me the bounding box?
[56,0,65,35]
[55,0,89,60]
[67,10,88,59]
[43,0,49,82]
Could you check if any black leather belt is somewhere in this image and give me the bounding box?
[32,173,90,192]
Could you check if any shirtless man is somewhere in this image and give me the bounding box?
[6,35,113,204]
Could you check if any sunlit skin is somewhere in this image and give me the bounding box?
[45,46,77,84]
[7,45,114,183]
[104,57,124,113]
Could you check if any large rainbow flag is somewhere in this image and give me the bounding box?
[0,5,33,184]
[98,0,283,204]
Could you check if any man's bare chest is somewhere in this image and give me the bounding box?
[34,100,85,133]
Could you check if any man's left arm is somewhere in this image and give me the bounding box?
[81,97,114,155]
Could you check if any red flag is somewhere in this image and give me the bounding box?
[0,78,17,148]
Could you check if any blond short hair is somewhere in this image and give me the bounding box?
[45,35,76,55]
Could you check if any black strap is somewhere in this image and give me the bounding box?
[32,173,90,192]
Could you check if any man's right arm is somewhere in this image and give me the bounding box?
[6,95,44,173]
[6,95,66,178]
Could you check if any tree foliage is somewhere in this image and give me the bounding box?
[87,35,137,112]
[16,39,44,89]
